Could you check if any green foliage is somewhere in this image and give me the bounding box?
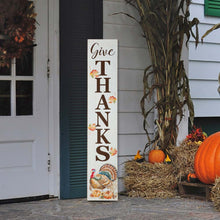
[125,0,199,151]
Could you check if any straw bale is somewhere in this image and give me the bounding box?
[124,160,178,199]
[211,177,220,211]
[168,141,199,181]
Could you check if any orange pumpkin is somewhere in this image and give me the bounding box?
[187,173,198,183]
[148,147,165,164]
[194,132,220,184]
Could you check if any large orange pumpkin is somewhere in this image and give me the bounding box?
[194,132,220,184]
[148,148,165,164]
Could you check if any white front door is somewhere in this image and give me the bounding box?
[0,0,49,200]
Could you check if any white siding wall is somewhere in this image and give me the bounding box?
[189,0,220,117]
[103,0,154,191]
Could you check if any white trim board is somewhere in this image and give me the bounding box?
[48,0,60,197]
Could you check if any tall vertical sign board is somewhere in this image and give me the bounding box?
[87,40,118,201]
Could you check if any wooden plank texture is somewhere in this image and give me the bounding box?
[189,80,220,99]
[104,24,145,48]
[189,61,220,80]
[178,182,212,201]
[189,1,220,117]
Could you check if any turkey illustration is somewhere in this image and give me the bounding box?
[89,164,117,190]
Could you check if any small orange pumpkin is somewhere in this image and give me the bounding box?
[194,132,220,184]
[148,147,165,164]
[187,173,198,183]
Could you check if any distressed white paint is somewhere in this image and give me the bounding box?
[189,1,220,117]
[87,40,118,201]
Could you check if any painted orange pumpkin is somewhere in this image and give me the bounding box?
[148,148,165,164]
[194,132,220,184]
[187,173,198,183]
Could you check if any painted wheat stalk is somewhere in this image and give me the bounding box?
[125,0,199,151]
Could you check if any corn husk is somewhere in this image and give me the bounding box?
[124,0,199,151]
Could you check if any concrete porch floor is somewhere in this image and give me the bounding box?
[0,196,220,220]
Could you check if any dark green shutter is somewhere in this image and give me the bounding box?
[60,0,103,199]
[205,0,220,17]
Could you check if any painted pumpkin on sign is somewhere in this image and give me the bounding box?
[194,132,220,184]
[148,147,165,164]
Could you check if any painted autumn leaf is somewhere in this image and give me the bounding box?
[109,96,117,103]
[109,147,117,156]
[88,123,96,131]
[90,69,99,78]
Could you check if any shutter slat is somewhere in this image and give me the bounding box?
[60,0,103,199]
[205,0,220,17]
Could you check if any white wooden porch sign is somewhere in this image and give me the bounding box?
[87,39,118,201]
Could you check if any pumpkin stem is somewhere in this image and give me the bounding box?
[155,146,160,150]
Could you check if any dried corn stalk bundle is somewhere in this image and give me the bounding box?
[124,160,178,199]
[124,0,199,151]
[211,177,220,211]
[168,141,199,181]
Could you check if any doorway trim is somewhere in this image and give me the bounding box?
[48,0,60,197]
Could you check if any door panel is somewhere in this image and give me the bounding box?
[0,0,49,200]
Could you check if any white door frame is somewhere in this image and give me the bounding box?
[48,0,60,197]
